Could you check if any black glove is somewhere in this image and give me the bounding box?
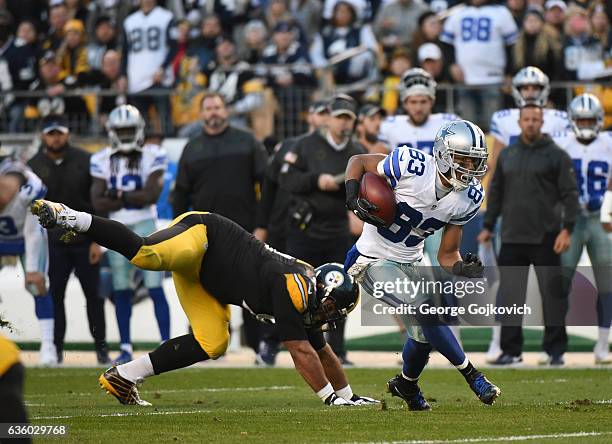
[345,179,386,227]
[452,253,484,278]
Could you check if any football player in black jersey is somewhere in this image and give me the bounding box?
[31,199,378,407]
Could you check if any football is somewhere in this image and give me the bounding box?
[359,172,396,226]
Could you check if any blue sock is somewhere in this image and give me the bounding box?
[597,292,612,328]
[421,325,466,366]
[149,287,170,341]
[114,289,133,345]
[402,338,433,380]
[34,292,54,319]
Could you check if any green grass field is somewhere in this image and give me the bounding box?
[25,367,612,443]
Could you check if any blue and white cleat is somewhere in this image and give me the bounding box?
[387,374,432,411]
[467,371,501,405]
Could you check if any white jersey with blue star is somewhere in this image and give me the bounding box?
[355,146,484,263]
[90,144,167,225]
[490,108,570,147]
[0,160,48,272]
[552,131,612,214]
[378,113,459,156]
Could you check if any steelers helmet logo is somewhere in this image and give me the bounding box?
[324,270,344,288]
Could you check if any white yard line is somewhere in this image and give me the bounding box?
[32,410,214,420]
[350,431,612,444]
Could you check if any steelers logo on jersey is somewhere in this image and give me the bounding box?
[324,270,345,288]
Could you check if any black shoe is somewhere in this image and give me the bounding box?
[339,355,354,367]
[96,345,111,365]
[550,354,565,366]
[56,347,64,364]
[492,353,522,366]
[387,374,431,411]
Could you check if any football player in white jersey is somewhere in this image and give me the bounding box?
[344,120,501,410]
[0,149,56,365]
[379,68,460,267]
[553,94,612,364]
[90,105,170,365]
[485,66,570,363]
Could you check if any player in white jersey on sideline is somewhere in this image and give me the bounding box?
[90,105,170,365]
[552,94,612,364]
[379,68,459,267]
[484,66,570,363]
[344,120,500,410]
[0,148,56,365]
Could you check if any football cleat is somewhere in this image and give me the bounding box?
[30,200,78,242]
[387,375,431,411]
[466,371,501,405]
[99,367,151,406]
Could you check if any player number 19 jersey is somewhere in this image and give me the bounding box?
[355,146,484,263]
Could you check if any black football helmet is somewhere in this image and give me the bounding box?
[306,263,360,330]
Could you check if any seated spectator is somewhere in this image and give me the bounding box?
[262,21,315,88]
[513,7,563,79]
[288,0,321,43]
[310,0,379,87]
[374,0,428,55]
[43,2,69,52]
[417,43,451,112]
[239,20,268,64]
[26,51,89,132]
[409,11,446,68]
[186,15,223,72]
[380,48,412,114]
[84,50,126,123]
[562,5,606,80]
[57,19,90,88]
[87,16,118,70]
[545,0,567,36]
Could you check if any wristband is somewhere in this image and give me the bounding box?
[316,382,334,402]
[345,179,360,203]
[335,384,353,400]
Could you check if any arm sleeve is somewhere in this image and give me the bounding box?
[483,154,505,231]
[23,212,47,273]
[557,150,580,232]
[271,275,310,342]
[278,143,319,194]
[162,19,178,69]
[375,145,416,190]
[500,7,519,46]
[440,13,457,45]
[489,112,504,144]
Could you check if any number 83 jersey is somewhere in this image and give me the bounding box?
[355,146,484,264]
[90,145,167,225]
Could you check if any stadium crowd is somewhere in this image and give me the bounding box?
[0,0,612,136]
[1,0,611,371]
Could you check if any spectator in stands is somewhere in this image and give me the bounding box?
[239,20,268,64]
[418,43,451,112]
[262,21,316,89]
[441,0,518,131]
[173,92,268,355]
[513,7,563,79]
[310,1,379,87]
[545,0,567,36]
[170,19,193,77]
[85,50,126,122]
[266,0,294,32]
[0,12,38,133]
[355,103,387,154]
[28,50,89,132]
[422,0,463,13]
[43,2,68,51]
[204,36,265,129]
[3,0,48,32]
[479,105,579,366]
[374,0,429,55]
[322,0,372,23]
[85,0,133,38]
[380,48,412,114]
[507,0,527,27]
[562,5,606,80]
[168,0,235,34]
[186,14,223,72]
[409,11,445,68]
[87,16,118,70]
[27,114,109,365]
[590,3,611,53]
[119,0,177,136]
[57,19,90,88]
[289,0,322,44]
[65,0,89,23]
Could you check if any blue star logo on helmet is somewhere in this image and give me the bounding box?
[439,123,456,140]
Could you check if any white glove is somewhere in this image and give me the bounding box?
[324,393,356,406]
[350,394,380,405]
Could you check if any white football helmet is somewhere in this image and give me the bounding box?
[511,66,550,107]
[433,120,488,191]
[400,68,437,102]
[569,93,604,140]
[106,105,145,153]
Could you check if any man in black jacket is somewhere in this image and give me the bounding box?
[279,94,364,364]
[478,105,579,366]
[27,115,108,364]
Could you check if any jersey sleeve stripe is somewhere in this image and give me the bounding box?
[503,31,518,44]
[440,31,455,43]
[391,148,402,181]
[450,207,479,223]
[382,155,398,189]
